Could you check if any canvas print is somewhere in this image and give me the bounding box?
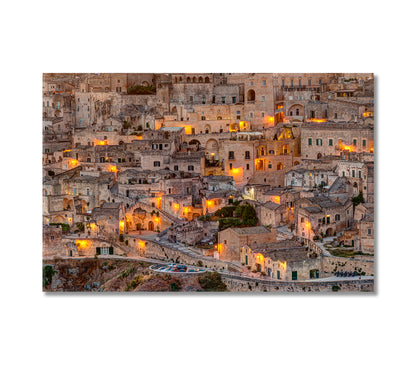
[42,73,374,293]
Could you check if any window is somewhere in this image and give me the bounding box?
[189,96,193,102]
[232,96,236,103]
[261,112,265,117]
[353,139,357,146]
[250,112,253,118]
[228,151,234,160]
[308,138,312,146]
[342,171,345,177]
[316,139,322,146]
[308,79,312,86]
[335,214,340,221]
[269,150,274,155]
[363,139,367,147]
[201,116,206,120]
[301,217,304,223]
[212,96,215,103]
[262,80,266,86]
[359,170,362,178]
[246,164,250,170]
[222,97,225,103]
[335,113,338,119]
[188,165,194,171]
[174,165,179,171]
[329,139,333,146]
[292,271,297,280]
[261,96,265,102]
[229,163,233,169]
[268,162,272,169]
[245,151,250,159]
[154,161,160,167]
[277,270,281,279]
[368,228,372,236]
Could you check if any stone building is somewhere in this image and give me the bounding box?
[241,239,321,280]
[217,226,276,262]
[301,121,374,160]
[296,196,354,240]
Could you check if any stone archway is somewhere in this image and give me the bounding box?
[205,139,219,157]
[317,153,322,159]
[148,221,154,231]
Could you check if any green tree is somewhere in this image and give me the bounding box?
[352,191,364,207]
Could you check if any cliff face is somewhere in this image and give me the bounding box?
[43,258,203,292]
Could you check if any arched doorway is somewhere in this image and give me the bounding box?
[205,77,210,83]
[148,221,154,231]
[326,228,333,236]
[317,153,322,159]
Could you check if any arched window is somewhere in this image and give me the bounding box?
[187,77,191,83]
[277,162,283,170]
[247,89,255,102]
[296,108,300,116]
[205,77,210,83]
[193,76,197,83]
[175,77,178,83]
[199,76,203,83]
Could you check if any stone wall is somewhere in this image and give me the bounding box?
[141,240,240,272]
[322,255,374,276]
[222,274,374,292]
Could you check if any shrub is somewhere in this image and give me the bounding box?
[198,272,227,292]
[169,281,181,292]
[127,85,156,95]
[42,265,56,287]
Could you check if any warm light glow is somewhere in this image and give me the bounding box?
[305,221,311,230]
[370,147,374,153]
[70,159,78,166]
[90,223,96,230]
[362,112,373,117]
[63,149,72,153]
[183,207,190,214]
[154,217,161,224]
[256,253,264,263]
[173,203,179,210]
[308,118,327,123]
[229,167,243,177]
[184,125,193,135]
[109,165,118,173]
[119,220,125,233]
[217,243,223,253]
[341,144,354,152]
[274,196,281,204]
[138,240,146,249]
[206,200,214,208]
[76,240,89,249]
[96,140,107,146]
[267,116,274,123]
[279,261,287,271]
